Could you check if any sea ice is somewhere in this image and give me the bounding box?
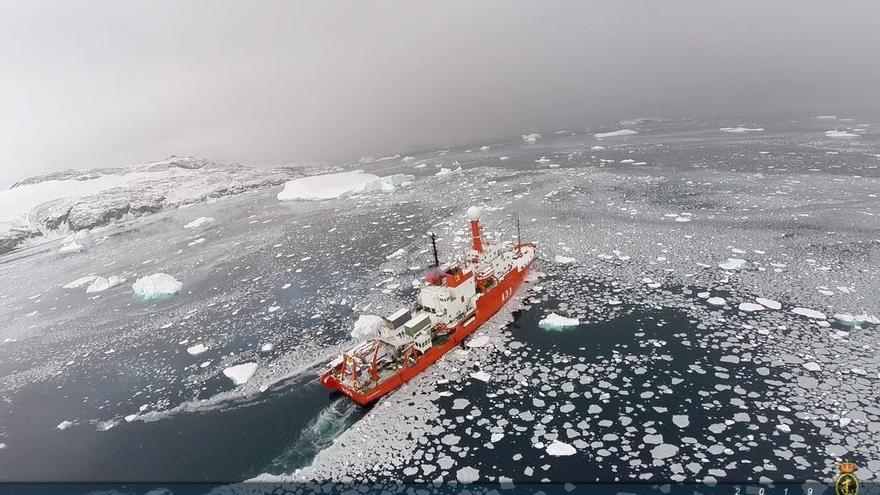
[672,415,690,428]
[720,127,764,133]
[538,313,580,329]
[63,275,97,289]
[792,307,826,320]
[184,216,214,229]
[554,255,576,264]
[223,363,258,385]
[522,133,541,143]
[825,130,858,138]
[738,302,764,312]
[718,258,747,270]
[132,273,183,301]
[594,129,638,138]
[706,297,727,307]
[434,167,459,177]
[803,362,821,372]
[650,443,679,460]
[456,466,480,484]
[546,440,577,456]
[470,370,491,382]
[86,275,125,293]
[186,343,208,355]
[756,297,782,310]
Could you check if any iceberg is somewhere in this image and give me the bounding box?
[277,171,413,201]
[223,362,258,385]
[538,312,580,330]
[59,240,84,254]
[132,273,183,301]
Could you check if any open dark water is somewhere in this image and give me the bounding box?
[430,300,830,483]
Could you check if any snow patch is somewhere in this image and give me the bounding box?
[351,315,387,340]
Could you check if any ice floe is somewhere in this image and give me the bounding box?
[62,275,97,289]
[186,343,208,355]
[718,258,747,271]
[538,312,580,329]
[132,273,183,301]
[85,275,125,293]
[594,129,638,139]
[791,307,826,320]
[184,216,214,229]
[825,130,858,138]
[756,297,782,310]
[546,440,577,456]
[720,127,764,133]
[737,302,764,312]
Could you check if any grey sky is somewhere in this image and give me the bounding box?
[2,0,879,187]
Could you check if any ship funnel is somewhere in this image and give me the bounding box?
[467,207,483,253]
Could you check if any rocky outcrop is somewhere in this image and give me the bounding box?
[0,225,42,253]
[0,156,329,255]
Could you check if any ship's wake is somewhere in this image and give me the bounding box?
[264,397,366,475]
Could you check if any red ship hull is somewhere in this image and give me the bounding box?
[320,243,536,406]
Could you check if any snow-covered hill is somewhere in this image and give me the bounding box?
[0,156,328,254]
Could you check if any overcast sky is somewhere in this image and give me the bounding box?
[1,0,879,187]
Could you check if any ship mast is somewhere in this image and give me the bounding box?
[429,231,439,267]
[515,213,522,255]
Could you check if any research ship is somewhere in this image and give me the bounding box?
[320,207,537,405]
